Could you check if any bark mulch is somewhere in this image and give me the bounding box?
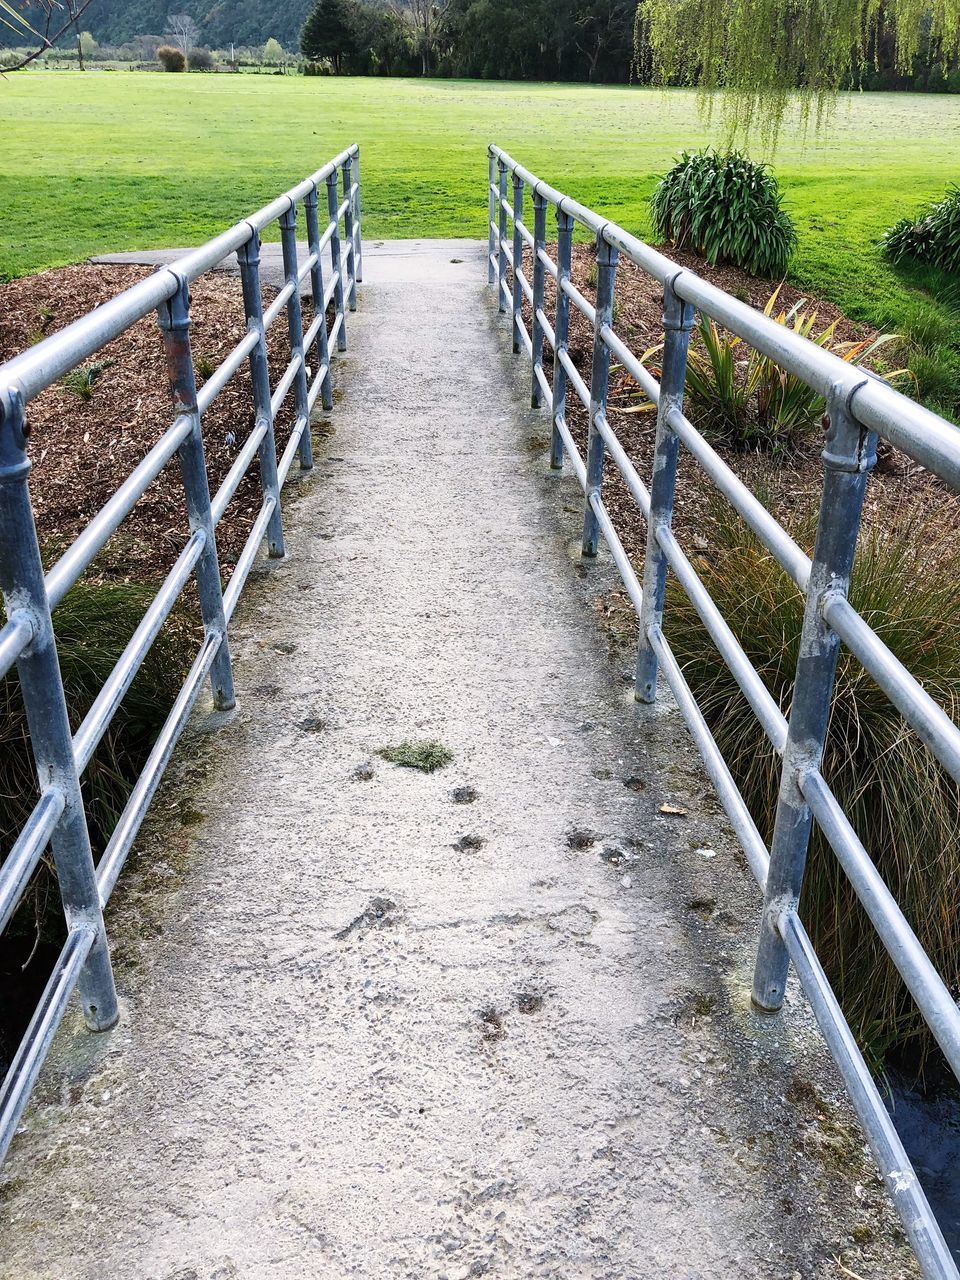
[0,264,315,585]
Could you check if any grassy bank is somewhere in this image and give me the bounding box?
[1,74,959,337]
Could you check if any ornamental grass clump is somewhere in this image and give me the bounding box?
[665,505,960,1074]
[650,150,797,278]
[883,186,960,276]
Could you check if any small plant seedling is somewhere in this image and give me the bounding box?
[376,739,453,773]
[62,358,113,401]
[195,353,216,381]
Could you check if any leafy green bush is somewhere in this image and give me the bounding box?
[682,287,901,449]
[650,150,797,278]
[2,582,192,946]
[883,186,960,275]
[666,508,960,1072]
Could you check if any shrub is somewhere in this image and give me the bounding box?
[187,46,214,71]
[157,44,186,72]
[650,150,797,278]
[883,186,960,275]
[665,507,960,1073]
[681,287,902,449]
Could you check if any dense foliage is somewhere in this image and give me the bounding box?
[665,508,960,1072]
[883,186,960,276]
[637,0,960,141]
[650,150,797,277]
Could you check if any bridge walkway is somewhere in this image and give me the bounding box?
[0,241,911,1279]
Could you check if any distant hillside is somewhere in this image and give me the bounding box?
[2,0,313,50]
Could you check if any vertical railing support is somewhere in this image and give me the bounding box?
[752,382,877,1012]
[326,170,348,352]
[157,275,236,712]
[279,200,314,471]
[352,146,363,284]
[550,206,574,471]
[487,149,497,286]
[581,232,619,557]
[635,275,695,700]
[511,172,524,355]
[303,183,334,412]
[0,387,119,1033]
[497,158,508,314]
[236,228,285,556]
[530,187,547,408]
[342,155,357,313]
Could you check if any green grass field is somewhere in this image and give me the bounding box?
[2,73,959,336]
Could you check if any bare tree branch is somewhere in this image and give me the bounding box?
[1,0,96,72]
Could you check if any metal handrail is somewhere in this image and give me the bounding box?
[488,142,960,1280]
[0,145,364,1166]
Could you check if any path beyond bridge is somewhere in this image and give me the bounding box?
[0,241,913,1278]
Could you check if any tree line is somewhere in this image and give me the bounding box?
[301,0,637,82]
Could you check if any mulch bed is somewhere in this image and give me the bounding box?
[0,264,313,583]
[525,244,956,575]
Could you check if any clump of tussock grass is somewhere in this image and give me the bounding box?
[376,739,453,773]
[665,503,960,1075]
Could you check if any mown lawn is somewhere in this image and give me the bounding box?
[2,73,959,334]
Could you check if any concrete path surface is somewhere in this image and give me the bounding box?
[0,241,914,1279]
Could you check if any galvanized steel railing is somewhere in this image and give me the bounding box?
[488,143,960,1279]
[0,145,363,1164]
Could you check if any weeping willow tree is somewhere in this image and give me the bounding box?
[635,0,960,144]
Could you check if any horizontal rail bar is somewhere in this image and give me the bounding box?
[536,307,555,350]
[593,410,650,515]
[601,323,660,406]
[317,218,337,256]
[322,271,339,313]
[534,363,553,409]
[307,360,331,415]
[72,530,206,774]
[223,496,279,621]
[588,490,643,614]
[269,353,303,420]
[97,629,224,905]
[44,416,193,610]
[196,329,259,417]
[648,624,771,887]
[801,767,960,1078]
[667,407,812,593]
[780,909,958,1277]
[0,612,33,681]
[516,319,533,359]
[514,219,535,251]
[537,246,558,281]
[262,280,296,334]
[278,417,309,490]
[554,414,587,488]
[302,312,324,356]
[3,147,358,404]
[557,349,591,413]
[499,239,515,270]
[211,421,269,527]
[0,787,65,935]
[516,267,534,307]
[328,312,344,352]
[560,276,596,326]
[0,924,95,1166]
[297,251,319,286]
[823,594,960,787]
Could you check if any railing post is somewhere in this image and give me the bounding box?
[342,155,357,313]
[157,276,236,712]
[236,228,285,557]
[530,187,548,407]
[279,200,314,470]
[581,232,619,557]
[497,158,508,314]
[550,206,574,470]
[487,149,497,286]
[326,170,348,352]
[0,388,119,1032]
[752,383,877,1012]
[511,172,524,355]
[303,183,334,412]
[351,146,363,284]
[634,275,695,700]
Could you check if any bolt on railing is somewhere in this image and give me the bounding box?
[0,145,363,1168]
[487,142,960,1280]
